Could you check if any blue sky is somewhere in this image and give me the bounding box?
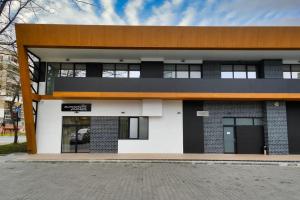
[31,0,300,26]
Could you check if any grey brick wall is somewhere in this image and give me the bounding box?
[203,101,263,153]
[202,61,220,79]
[90,117,119,153]
[263,60,283,79]
[264,101,289,155]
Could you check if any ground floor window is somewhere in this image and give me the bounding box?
[61,116,90,153]
[118,117,149,139]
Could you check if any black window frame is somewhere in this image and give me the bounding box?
[163,64,202,79]
[221,64,257,79]
[118,116,149,140]
[102,63,141,78]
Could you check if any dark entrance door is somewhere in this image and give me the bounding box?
[286,102,300,154]
[236,126,264,154]
[183,101,204,153]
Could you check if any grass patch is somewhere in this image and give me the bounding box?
[0,132,26,136]
[0,142,27,155]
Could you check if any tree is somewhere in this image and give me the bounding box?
[0,0,94,143]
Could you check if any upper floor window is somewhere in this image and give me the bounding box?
[283,65,300,79]
[163,64,202,78]
[102,63,140,78]
[221,65,256,79]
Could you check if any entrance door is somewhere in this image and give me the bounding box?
[236,126,264,154]
[223,127,235,153]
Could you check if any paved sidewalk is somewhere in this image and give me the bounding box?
[0,160,299,200]
[14,153,300,163]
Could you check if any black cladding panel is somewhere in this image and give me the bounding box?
[286,102,300,154]
[140,62,163,78]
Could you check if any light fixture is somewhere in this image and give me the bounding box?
[119,59,124,62]
[66,58,70,62]
[273,102,280,107]
[181,59,185,63]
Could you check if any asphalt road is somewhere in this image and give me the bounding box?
[0,160,299,200]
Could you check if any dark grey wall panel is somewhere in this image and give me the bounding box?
[236,126,264,154]
[286,102,300,154]
[39,62,46,82]
[86,63,102,77]
[55,78,300,93]
[202,61,220,79]
[90,116,118,153]
[263,60,283,79]
[140,61,163,78]
[183,101,204,153]
[264,101,289,155]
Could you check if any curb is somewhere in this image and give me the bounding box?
[7,159,300,166]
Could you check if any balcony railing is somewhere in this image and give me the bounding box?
[54,77,300,93]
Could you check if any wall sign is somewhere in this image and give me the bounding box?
[196,111,209,117]
[61,104,91,112]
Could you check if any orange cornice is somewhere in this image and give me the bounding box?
[15,24,300,50]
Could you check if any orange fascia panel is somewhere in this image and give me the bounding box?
[15,24,300,49]
[51,92,300,101]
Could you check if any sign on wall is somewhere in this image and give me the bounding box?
[196,111,209,117]
[61,104,91,112]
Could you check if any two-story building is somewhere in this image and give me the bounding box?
[16,24,300,154]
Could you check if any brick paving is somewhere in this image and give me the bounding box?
[0,159,300,200]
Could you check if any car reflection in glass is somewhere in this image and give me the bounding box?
[70,128,90,144]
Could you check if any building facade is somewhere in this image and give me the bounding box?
[16,24,300,154]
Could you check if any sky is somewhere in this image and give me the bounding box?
[19,0,300,26]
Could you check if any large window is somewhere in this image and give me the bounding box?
[119,117,148,139]
[102,64,140,78]
[283,65,300,79]
[46,63,87,94]
[62,116,91,153]
[163,64,202,79]
[221,65,257,79]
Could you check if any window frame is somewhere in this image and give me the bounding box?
[222,117,263,127]
[118,116,149,140]
[221,64,257,79]
[102,63,141,78]
[163,64,202,79]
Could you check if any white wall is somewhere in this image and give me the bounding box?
[36,100,183,154]
[118,100,183,153]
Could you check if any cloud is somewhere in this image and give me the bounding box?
[125,0,145,25]
[10,0,300,26]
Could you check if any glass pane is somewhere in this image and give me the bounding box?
[63,117,78,125]
[247,72,256,79]
[139,117,148,139]
[46,63,60,94]
[129,65,140,78]
[164,64,175,71]
[190,71,201,78]
[221,65,233,79]
[164,71,175,78]
[62,126,76,153]
[233,65,246,79]
[74,64,86,77]
[129,118,138,139]
[223,118,235,125]
[236,118,253,126]
[115,64,128,78]
[247,65,256,72]
[190,65,201,71]
[283,65,291,72]
[176,64,189,78]
[103,64,115,70]
[61,63,74,77]
[254,118,263,126]
[76,127,90,153]
[119,117,129,139]
[291,65,300,79]
[283,72,291,79]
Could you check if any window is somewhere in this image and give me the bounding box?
[75,64,86,77]
[221,65,257,79]
[163,64,202,78]
[119,117,148,139]
[46,63,87,94]
[102,63,140,78]
[283,65,300,79]
[223,117,263,126]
